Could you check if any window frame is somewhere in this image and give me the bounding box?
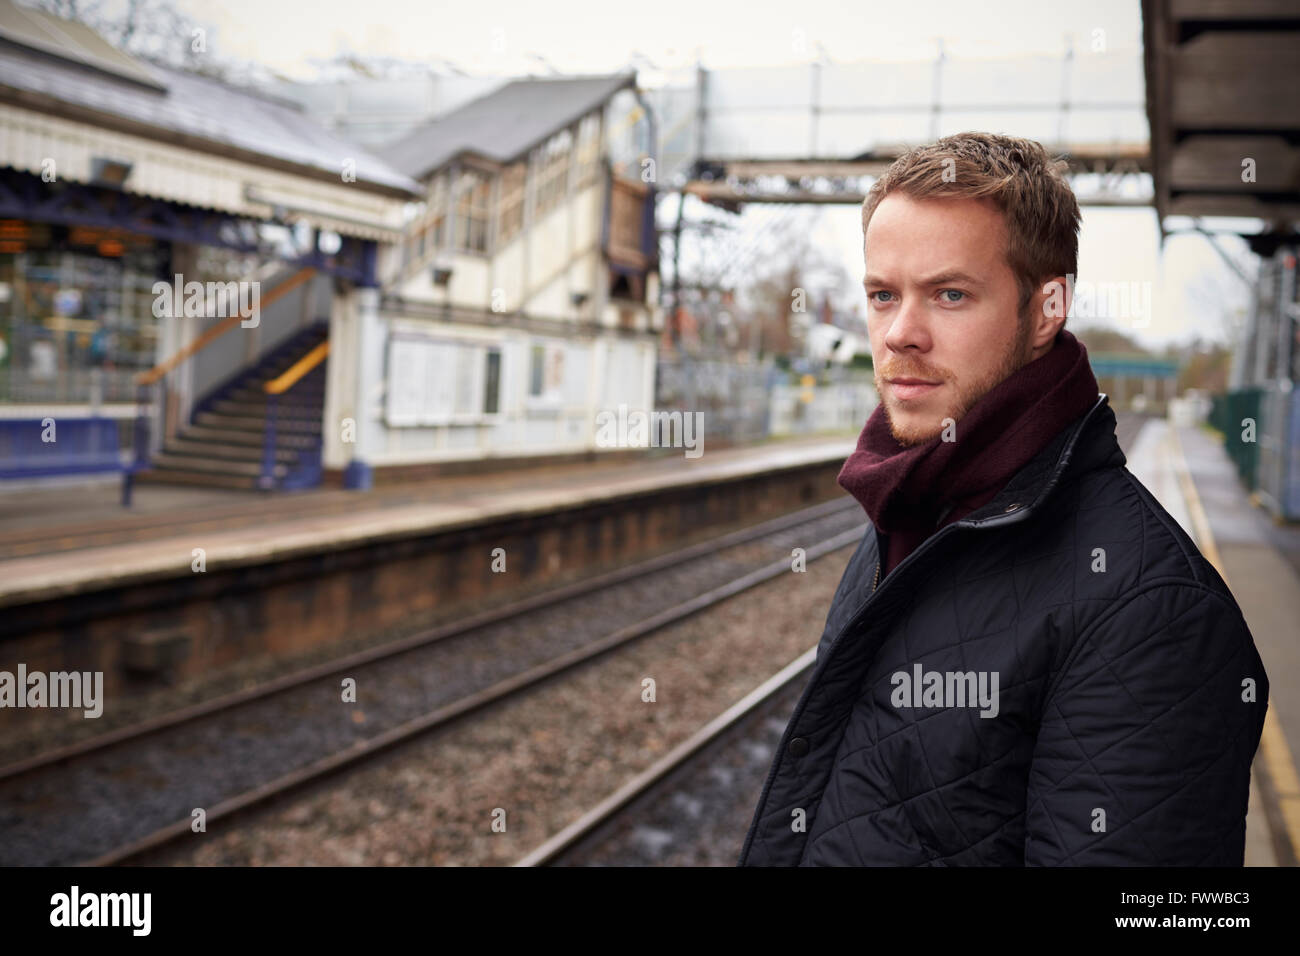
[453,168,493,255]
[531,128,573,220]
[496,161,527,248]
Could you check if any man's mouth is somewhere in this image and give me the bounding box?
[886,378,942,401]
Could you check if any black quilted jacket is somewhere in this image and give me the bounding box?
[739,394,1269,866]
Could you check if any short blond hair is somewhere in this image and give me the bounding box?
[862,132,1080,319]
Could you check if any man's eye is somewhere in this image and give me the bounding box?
[869,291,894,304]
[939,289,966,303]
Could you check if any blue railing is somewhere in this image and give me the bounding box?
[0,416,138,504]
[259,342,328,492]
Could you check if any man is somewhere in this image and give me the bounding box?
[739,132,1269,866]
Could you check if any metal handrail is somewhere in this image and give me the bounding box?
[128,266,319,497]
[135,266,316,386]
[264,341,329,395]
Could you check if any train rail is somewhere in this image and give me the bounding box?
[515,650,815,867]
[0,499,865,866]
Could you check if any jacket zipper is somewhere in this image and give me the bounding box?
[871,560,880,594]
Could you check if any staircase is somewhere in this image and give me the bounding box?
[138,324,328,491]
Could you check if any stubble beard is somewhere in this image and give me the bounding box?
[879,316,1034,448]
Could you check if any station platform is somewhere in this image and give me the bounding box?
[1131,417,1300,867]
[0,435,856,609]
[0,432,858,717]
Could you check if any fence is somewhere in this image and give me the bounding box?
[656,355,877,444]
[655,356,775,445]
[1209,388,1262,491]
[1257,385,1300,521]
[0,367,141,405]
[1209,384,1300,522]
[770,381,877,435]
[1221,245,1299,521]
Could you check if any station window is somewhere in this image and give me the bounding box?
[484,348,501,414]
[454,170,491,254]
[497,162,526,247]
[0,220,168,404]
[532,129,573,219]
[529,344,545,396]
[527,342,565,402]
[575,113,602,189]
[403,211,444,278]
[385,337,504,424]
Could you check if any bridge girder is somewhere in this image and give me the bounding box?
[683,150,1154,208]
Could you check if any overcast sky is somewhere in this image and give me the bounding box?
[172,0,1255,348]
[179,0,1142,74]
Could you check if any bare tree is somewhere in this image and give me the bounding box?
[31,0,249,81]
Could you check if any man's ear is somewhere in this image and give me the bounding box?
[1032,275,1071,348]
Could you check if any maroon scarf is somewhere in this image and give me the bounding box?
[838,329,1099,575]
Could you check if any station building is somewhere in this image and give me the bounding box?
[338,71,661,484]
[0,0,659,493]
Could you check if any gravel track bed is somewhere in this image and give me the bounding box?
[137,540,856,865]
[553,674,807,866]
[0,506,863,866]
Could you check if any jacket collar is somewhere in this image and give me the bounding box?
[951,392,1122,529]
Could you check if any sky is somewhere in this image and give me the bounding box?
[168,0,1255,349]
[178,0,1143,76]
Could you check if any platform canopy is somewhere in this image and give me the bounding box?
[0,0,421,242]
[1142,0,1300,246]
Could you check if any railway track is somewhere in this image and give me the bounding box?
[515,650,814,867]
[0,498,865,866]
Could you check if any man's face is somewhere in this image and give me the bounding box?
[863,193,1037,447]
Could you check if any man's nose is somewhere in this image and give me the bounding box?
[883,296,931,353]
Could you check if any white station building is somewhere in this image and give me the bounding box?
[335,71,662,485]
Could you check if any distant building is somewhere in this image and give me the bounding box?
[351,72,660,481]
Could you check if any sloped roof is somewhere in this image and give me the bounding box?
[0,0,420,197]
[387,71,636,180]
[0,0,162,89]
